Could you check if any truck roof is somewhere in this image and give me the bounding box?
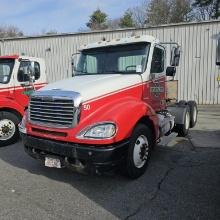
[0,54,19,59]
[0,54,43,60]
[80,35,159,50]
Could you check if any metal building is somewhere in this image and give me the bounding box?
[0,20,219,104]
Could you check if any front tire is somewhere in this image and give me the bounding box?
[125,124,153,179]
[0,111,20,147]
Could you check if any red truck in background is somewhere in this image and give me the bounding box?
[19,35,198,179]
[0,55,47,146]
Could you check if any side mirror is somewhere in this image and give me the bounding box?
[18,60,36,85]
[171,46,180,66]
[22,61,35,84]
[166,66,176,77]
[71,53,80,77]
[28,61,34,74]
[30,61,35,82]
[216,37,220,66]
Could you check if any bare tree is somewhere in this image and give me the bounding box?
[129,1,149,27]
[41,29,58,35]
[193,4,213,20]
[146,0,171,25]
[192,0,220,21]
[170,0,192,23]
[146,0,192,25]
[107,18,121,30]
[0,25,23,38]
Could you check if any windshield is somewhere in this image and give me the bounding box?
[75,42,151,75]
[0,59,15,84]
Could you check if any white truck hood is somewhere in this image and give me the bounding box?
[41,74,142,102]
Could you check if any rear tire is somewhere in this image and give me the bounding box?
[187,101,198,128]
[0,111,20,147]
[125,124,153,179]
[176,106,190,137]
[178,100,187,106]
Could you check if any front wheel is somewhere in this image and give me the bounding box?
[125,124,153,179]
[0,111,20,147]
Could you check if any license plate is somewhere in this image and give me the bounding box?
[45,157,61,168]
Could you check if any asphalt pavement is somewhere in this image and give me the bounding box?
[0,105,219,220]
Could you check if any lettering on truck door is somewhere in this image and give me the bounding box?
[148,45,166,111]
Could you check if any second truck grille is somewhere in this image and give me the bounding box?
[29,96,75,128]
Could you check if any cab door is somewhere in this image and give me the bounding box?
[147,45,166,111]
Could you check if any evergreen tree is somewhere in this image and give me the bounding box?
[86,9,108,30]
[119,11,135,28]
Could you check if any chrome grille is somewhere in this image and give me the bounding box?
[30,96,76,128]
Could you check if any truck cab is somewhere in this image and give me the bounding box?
[19,36,197,178]
[0,55,47,146]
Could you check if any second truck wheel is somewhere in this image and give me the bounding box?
[0,111,20,147]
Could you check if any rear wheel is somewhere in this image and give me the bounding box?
[187,101,198,128]
[0,111,20,147]
[176,107,190,137]
[125,124,153,179]
[178,100,187,106]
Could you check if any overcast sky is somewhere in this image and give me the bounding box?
[0,0,142,35]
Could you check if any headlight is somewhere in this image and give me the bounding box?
[18,110,28,134]
[77,123,116,139]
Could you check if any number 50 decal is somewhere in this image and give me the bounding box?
[83,104,90,111]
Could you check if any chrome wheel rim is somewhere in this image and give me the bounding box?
[0,119,16,141]
[133,135,149,168]
[185,111,190,130]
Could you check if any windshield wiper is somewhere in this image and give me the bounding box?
[105,70,126,74]
[75,72,103,76]
[105,70,138,74]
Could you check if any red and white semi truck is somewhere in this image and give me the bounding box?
[19,35,198,178]
[0,55,47,146]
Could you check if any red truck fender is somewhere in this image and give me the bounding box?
[0,96,24,117]
[79,96,159,143]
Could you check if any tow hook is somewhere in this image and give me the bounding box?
[64,157,87,174]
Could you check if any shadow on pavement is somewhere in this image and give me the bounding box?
[0,129,219,219]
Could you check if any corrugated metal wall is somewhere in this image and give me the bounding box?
[0,20,219,104]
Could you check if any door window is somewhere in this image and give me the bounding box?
[18,61,41,82]
[0,59,14,84]
[150,47,165,74]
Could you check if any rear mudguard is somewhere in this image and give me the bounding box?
[167,105,188,125]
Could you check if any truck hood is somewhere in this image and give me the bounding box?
[41,74,142,102]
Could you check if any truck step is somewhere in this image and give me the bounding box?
[158,132,178,147]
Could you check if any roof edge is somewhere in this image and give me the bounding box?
[1,19,220,41]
